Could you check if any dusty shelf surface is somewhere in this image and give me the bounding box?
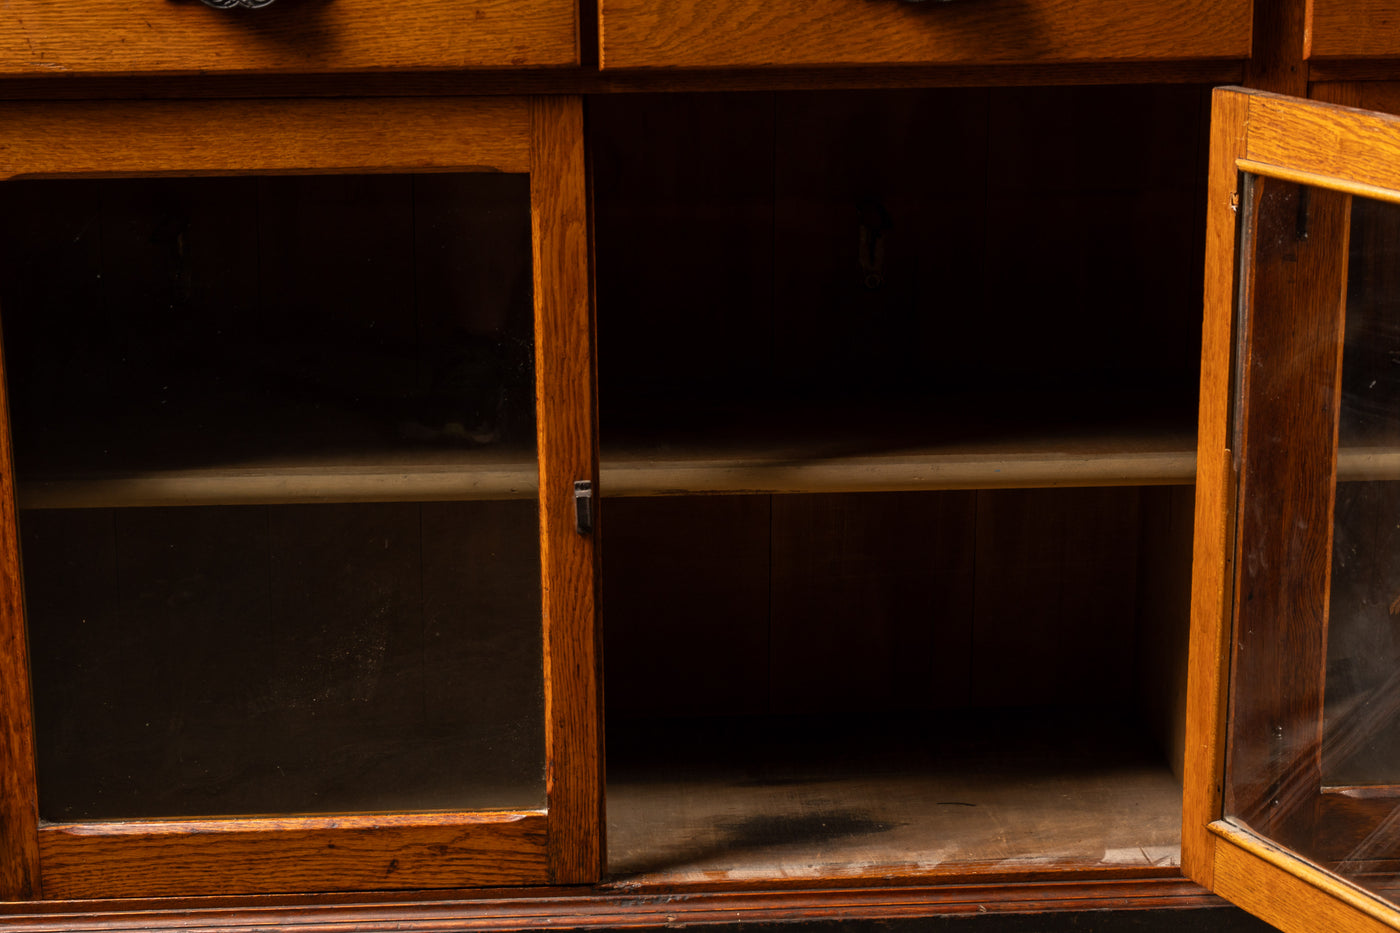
[605,710,1182,886]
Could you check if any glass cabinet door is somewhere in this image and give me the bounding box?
[1187,87,1400,933]
[0,96,600,900]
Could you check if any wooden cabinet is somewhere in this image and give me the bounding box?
[0,2,1383,932]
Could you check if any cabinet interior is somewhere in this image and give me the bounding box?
[0,83,1211,888]
[592,86,1209,885]
[0,172,548,822]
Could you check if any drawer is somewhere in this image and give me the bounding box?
[0,0,578,77]
[598,0,1250,70]
[1308,0,1400,58]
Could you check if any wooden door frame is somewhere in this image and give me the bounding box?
[1185,85,1400,933]
[0,95,600,899]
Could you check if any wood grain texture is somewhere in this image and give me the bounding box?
[0,98,531,179]
[1211,820,1400,933]
[1312,83,1400,112]
[0,0,576,76]
[598,0,1251,69]
[1225,177,1349,845]
[1308,1,1400,60]
[971,487,1141,707]
[531,96,602,885]
[36,812,548,899]
[0,316,39,899]
[0,60,1247,101]
[769,493,976,714]
[1243,0,1308,96]
[606,711,1183,885]
[602,497,772,719]
[1135,484,1197,783]
[1244,92,1400,199]
[1182,86,1248,888]
[0,878,1241,932]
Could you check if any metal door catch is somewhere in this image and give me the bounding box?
[574,480,594,535]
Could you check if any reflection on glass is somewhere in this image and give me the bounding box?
[0,174,545,819]
[1229,182,1400,904]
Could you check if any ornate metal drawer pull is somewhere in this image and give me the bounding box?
[198,0,277,8]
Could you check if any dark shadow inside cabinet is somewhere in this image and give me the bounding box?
[0,173,547,821]
[590,86,1209,885]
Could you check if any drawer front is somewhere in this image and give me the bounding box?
[0,0,577,76]
[598,0,1250,69]
[1309,0,1400,58]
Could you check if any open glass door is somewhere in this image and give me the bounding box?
[1187,87,1400,932]
[0,96,600,900]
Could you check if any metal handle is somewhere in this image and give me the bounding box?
[198,0,277,8]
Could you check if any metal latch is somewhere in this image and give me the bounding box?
[574,480,594,536]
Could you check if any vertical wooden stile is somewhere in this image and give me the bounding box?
[531,95,603,885]
[0,318,40,899]
[1182,86,1249,888]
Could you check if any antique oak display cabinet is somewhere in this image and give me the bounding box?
[0,2,1397,932]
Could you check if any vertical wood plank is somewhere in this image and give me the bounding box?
[532,95,601,884]
[589,93,775,418]
[1224,178,1351,846]
[770,491,976,714]
[603,496,771,719]
[985,85,1207,405]
[1183,87,1250,887]
[971,487,1141,708]
[0,323,39,898]
[1135,484,1197,782]
[771,90,986,404]
[1244,0,1308,96]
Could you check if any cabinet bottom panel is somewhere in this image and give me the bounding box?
[606,710,1180,886]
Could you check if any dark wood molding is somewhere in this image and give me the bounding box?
[0,61,1246,102]
[0,877,1261,933]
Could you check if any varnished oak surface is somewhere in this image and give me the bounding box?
[598,0,1250,70]
[531,96,603,885]
[37,813,548,899]
[1181,87,1261,888]
[0,61,1246,100]
[0,0,577,76]
[1242,92,1400,199]
[0,98,532,178]
[0,321,39,898]
[1187,88,1400,932]
[1309,1,1400,61]
[1211,821,1399,933]
[0,878,1238,932]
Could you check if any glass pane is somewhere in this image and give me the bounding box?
[0,174,545,820]
[1227,178,1400,903]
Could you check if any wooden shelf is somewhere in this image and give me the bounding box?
[605,710,1182,886]
[18,456,540,510]
[28,436,1400,510]
[603,431,1197,497]
[17,427,1203,510]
